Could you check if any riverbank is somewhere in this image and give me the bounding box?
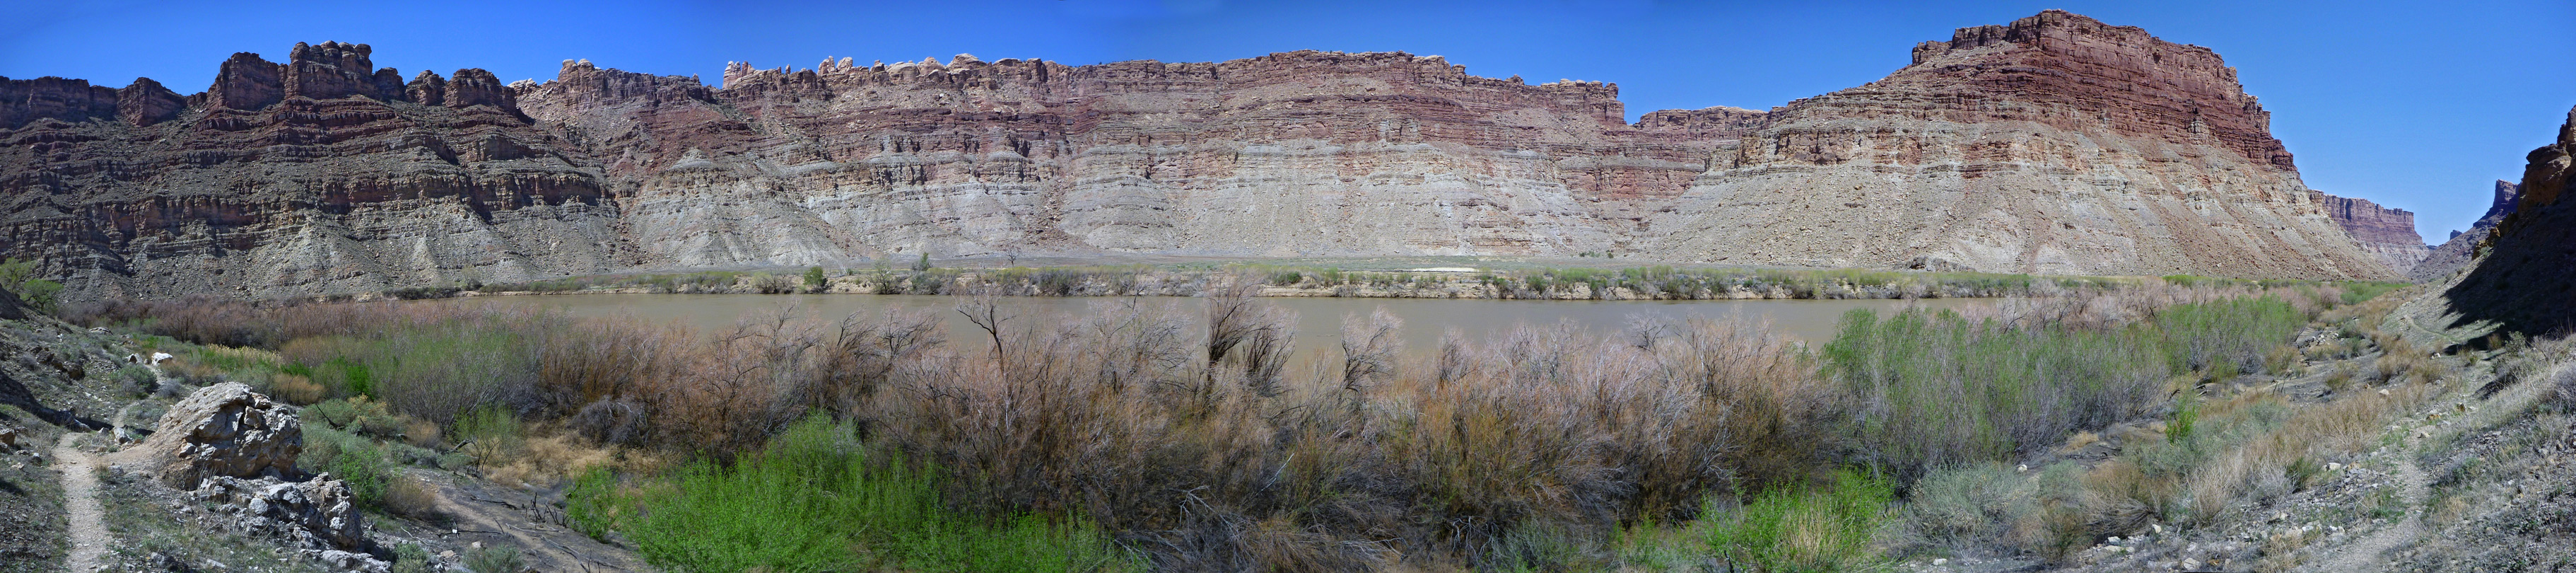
[362,263,2333,303]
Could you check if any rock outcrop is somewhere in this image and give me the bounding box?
[135,382,302,487]
[194,474,369,552]
[2440,106,2576,334]
[0,11,2399,299]
[2413,180,2521,282]
[2312,190,2429,274]
[124,383,381,564]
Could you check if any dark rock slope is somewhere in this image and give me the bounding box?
[2440,106,2576,335]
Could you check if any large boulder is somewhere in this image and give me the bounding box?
[194,474,370,552]
[136,382,302,487]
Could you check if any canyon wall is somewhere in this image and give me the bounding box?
[2439,106,2576,334]
[2312,190,2428,274]
[0,11,2396,301]
[0,42,626,301]
[2412,180,2520,282]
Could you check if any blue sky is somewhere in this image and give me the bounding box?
[5,0,2568,241]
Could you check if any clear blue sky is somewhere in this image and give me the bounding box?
[6,0,2569,241]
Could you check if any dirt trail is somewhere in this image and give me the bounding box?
[52,435,109,573]
[426,475,648,572]
[2308,439,2432,571]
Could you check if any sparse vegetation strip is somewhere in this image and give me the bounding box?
[358,264,2271,301]
[51,276,2465,571]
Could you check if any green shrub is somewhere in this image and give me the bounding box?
[572,417,1137,573]
[1823,308,2165,480]
[392,543,434,573]
[463,546,526,573]
[1701,469,1894,572]
[804,266,828,289]
[299,427,392,507]
[303,396,423,441]
[0,258,63,313]
[1824,295,2314,482]
[2156,296,2307,376]
[452,406,524,466]
[293,325,536,426]
[566,467,621,540]
[2167,394,2200,444]
[2338,282,2406,305]
[1900,463,2035,549]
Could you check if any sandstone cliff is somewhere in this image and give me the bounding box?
[0,11,2397,301]
[1646,11,2389,279]
[2411,180,2520,282]
[0,42,627,300]
[2439,106,2576,333]
[2311,190,2428,274]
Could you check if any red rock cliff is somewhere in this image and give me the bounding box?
[1649,10,2388,279]
[0,10,2398,300]
[0,42,620,301]
[2311,190,2428,274]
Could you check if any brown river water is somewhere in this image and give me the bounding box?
[419,294,1989,359]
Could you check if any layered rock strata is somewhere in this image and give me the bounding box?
[1646,11,2388,278]
[2312,190,2428,274]
[0,11,2397,301]
[2413,180,2521,282]
[1,41,623,301]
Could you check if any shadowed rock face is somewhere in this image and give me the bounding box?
[2442,106,2576,334]
[2312,191,2428,274]
[0,11,2396,301]
[2412,180,2521,282]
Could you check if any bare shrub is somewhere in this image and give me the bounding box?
[570,399,648,446]
[1337,307,1401,391]
[824,297,1838,569]
[2371,332,2440,386]
[1206,276,1296,396]
[532,316,692,419]
[2544,363,2576,414]
[267,374,327,405]
[751,272,798,294]
[383,475,441,520]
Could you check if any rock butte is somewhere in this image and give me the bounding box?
[2311,191,2428,275]
[0,11,2399,301]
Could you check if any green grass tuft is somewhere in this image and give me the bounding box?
[571,417,1138,573]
